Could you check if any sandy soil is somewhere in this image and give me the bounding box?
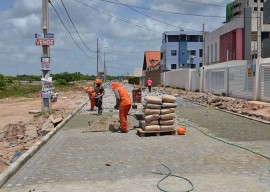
[0,87,88,173]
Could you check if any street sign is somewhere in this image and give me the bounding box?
[35,33,54,38]
[35,39,54,46]
[41,63,51,70]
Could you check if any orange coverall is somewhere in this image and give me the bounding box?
[112,82,131,133]
[85,87,96,111]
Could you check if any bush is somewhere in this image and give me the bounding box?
[0,80,6,90]
[55,79,67,85]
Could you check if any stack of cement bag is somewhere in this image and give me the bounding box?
[142,95,177,131]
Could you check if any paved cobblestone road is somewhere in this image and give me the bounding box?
[1,86,269,192]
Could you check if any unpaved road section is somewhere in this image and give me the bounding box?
[0,88,87,173]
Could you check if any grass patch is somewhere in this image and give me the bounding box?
[0,82,41,99]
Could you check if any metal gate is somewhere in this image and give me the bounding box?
[261,65,270,102]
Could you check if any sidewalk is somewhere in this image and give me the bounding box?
[0,87,269,192]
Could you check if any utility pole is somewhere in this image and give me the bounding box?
[202,23,205,66]
[103,52,106,82]
[257,0,261,59]
[41,0,51,113]
[97,38,99,77]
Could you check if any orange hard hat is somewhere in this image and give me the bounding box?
[95,79,101,84]
[112,82,120,90]
[177,127,186,135]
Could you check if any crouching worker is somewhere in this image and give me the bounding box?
[94,78,105,115]
[112,82,131,133]
[85,87,96,111]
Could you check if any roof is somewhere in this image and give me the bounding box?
[143,51,161,70]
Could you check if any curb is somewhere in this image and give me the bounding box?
[181,98,270,125]
[0,100,89,188]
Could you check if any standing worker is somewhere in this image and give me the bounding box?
[147,78,153,92]
[112,82,132,133]
[94,79,105,115]
[85,87,96,111]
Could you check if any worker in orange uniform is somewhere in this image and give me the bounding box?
[94,78,105,115]
[112,82,132,133]
[85,87,96,111]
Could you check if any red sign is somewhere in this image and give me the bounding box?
[35,39,54,46]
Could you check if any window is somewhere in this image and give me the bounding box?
[187,35,199,42]
[254,0,257,2]
[199,49,203,57]
[171,64,177,69]
[161,52,163,60]
[261,7,263,11]
[260,0,264,2]
[190,50,196,56]
[171,50,177,56]
[254,7,258,11]
[180,35,186,41]
[168,35,180,42]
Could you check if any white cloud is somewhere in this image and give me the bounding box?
[0,0,229,76]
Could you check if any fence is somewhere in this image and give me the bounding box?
[161,58,270,102]
[161,68,199,91]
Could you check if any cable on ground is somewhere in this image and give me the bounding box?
[151,163,194,192]
[180,120,270,160]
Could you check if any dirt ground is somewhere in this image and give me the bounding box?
[0,86,87,173]
[1,84,270,174]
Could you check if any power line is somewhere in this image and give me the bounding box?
[180,0,226,7]
[71,0,165,33]
[115,0,187,31]
[60,0,96,53]
[97,0,226,18]
[49,2,94,59]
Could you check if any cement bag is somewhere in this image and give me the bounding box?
[162,95,176,103]
[159,119,175,125]
[145,120,159,125]
[143,125,160,131]
[160,125,175,131]
[143,103,162,109]
[143,108,160,115]
[162,103,177,109]
[144,96,162,105]
[160,108,175,115]
[160,113,175,120]
[144,114,160,121]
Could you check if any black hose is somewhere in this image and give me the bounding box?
[152,163,194,192]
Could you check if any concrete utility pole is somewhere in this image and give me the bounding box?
[97,38,99,77]
[103,52,106,82]
[257,0,262,59]
[41,0,51,113]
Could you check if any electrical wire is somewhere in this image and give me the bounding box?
[179,0,225,7]
[71,0,165,33]
[98,0,225,18]
[114,0,196,32]
[49,2,95,59]
[60,0,96,53]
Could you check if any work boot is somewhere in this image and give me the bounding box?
[121,127,128,133]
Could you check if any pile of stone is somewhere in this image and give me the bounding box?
[142,95,177,131]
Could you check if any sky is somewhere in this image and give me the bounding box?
[0,0,229,76]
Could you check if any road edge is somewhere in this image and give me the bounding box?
[0,100,89,188]
[182,98,270,124]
